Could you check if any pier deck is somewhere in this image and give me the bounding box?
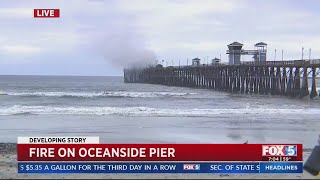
[124,60,320,99]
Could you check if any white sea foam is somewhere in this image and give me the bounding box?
[0,105,319,116]
[0,91,195,98]
[0,91,8,95]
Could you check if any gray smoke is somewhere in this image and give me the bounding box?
[95,2,156,69]
[100,29,156,68]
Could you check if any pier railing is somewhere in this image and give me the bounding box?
[241,59,320,66]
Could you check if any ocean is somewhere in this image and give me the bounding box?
[0,75,319,149]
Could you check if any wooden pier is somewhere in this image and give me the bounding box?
[124,60,320,99]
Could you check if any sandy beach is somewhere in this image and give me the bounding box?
[0,143,318,179]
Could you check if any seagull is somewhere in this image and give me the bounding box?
[243,140,248,144]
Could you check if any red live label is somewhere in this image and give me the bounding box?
[34,9,60,18]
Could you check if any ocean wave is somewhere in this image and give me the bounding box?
[0,105,320,116]
[0,91,8,95]
[0,91,195,98]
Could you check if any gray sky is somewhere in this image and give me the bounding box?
[0,0,319,76]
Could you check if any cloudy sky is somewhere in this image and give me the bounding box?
[0,0,319,76]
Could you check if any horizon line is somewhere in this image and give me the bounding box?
[0,74,124,77]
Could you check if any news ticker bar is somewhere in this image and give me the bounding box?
[18,162,303,174]
[17,144,302,161]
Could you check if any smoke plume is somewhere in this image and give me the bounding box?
[100,29,156,68]
[95,2,156,69]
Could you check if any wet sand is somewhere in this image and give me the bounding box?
[0,143,318,179]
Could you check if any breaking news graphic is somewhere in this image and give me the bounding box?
[17,137,303,174]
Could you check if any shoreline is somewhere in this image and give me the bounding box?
[0,143,318,179]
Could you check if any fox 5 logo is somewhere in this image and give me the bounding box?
[262,145,297,156]
[183,164,200,170]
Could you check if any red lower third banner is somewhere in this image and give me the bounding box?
[17,144,302,161]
